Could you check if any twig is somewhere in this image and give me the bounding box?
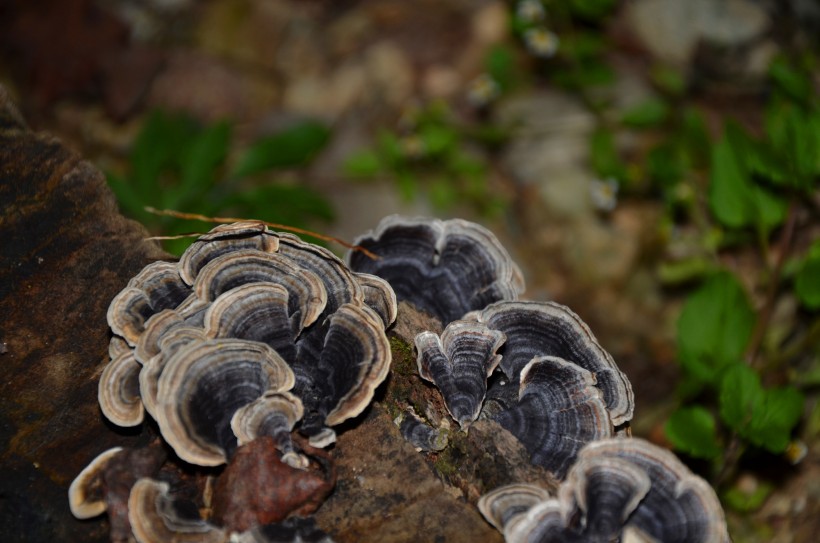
[143,207,380,260]
[745,201,798,366]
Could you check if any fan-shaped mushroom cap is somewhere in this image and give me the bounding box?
[204,283,300,363]
[231,391,306,468]
[347,216,525,325]
[68,447,124,519]
[397,411,449,452]
[278,233,364,315]
[575,439,730,543]
[415,320,505,427]
[99,350,144,427]
[469,300,634,426]
[480,439,730,543]
[140,327,208,419]
[477,483,553,533]
[135,309,185,364]
[178,221,279,285]
[107,261,192,345]
[295,304,391,443]
[353,272,398,328]
[155,339,295,466]
[194,250,327,330]
[493,356,612,479]
[128,478,227,543]
[109,335,131,359]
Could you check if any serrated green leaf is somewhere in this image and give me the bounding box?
[677,272,756,384]
[621,97,669,128]
[795,241,820,309]
[749,386,804,453]
[231,121,330,178]
[709,127,787,230]
[665,406,721,459]
[719,363,763,432]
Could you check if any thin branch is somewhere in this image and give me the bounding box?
[143,207,380,260]
[745,201,799,366]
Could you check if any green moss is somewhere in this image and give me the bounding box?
[389,336,415,376]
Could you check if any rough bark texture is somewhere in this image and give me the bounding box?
[0,88,535,542]
[0,86,166,542]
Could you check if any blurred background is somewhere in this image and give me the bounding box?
[1,0,818,540]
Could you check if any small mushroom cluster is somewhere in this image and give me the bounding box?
[73,222,396,541]
[478,438,730,543]
[347,215,632,478]
[345,215,728,539]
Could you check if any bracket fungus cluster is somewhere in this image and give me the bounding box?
[74,221,395,542]
[76,215,728,542]
[344,215,727,540]
[478,438,730,543]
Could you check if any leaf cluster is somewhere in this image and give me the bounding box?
[107,111,334,255]
[342,101,507,217]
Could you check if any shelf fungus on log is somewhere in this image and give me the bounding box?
[346,215,525,325]
[295,303,391,447]
[353,272,398,328]
[415,320,505,428]
[128,478,228,543]
[397,410,449,452]
[178,221,280,285]
[69,445,167,540]
[107,260,192,346]
[466,300,634,427]
[478,438,730,543]
[155,339,296,466]
[98,349,144,427]
[492,356,612,479]
[231,391,307,468]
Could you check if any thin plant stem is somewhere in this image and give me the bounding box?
[745,201,798,367]
[143,207,380,260]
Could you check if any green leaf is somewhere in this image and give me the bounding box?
[224,183,334,228]
[130,110,198,196]
[419,124,456,157]
[719,363,763,433]
[620,97,669,128]
[170,121,231,209]
[231,121,330,178]
[665,406,721,459]
[650,64,686,97]
[722,480,774,512]
[709,125,787,230]
[720,364,804,453]
[106,171,151,223]
[589,127,625,180]
[795,241,820,309]
[769,57,812,104]
[569,0,617,22]
[677,272,756,385]
[342,149,382,178]
[749,386,804,453]
[484,44,516,91]
[680,107,711,168]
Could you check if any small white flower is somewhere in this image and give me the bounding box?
[516,0,545,22]
[523,28,559,58]
[466,73,501,107]
[590,178,619,212]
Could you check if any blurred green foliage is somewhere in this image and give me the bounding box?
[342,101,507,216]
[107,111,333,255]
